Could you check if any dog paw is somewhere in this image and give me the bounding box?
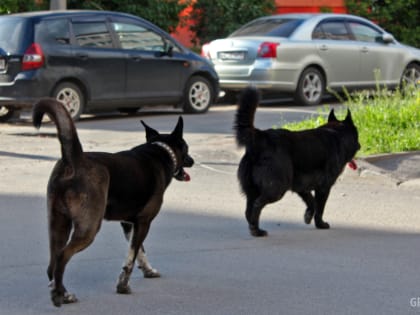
[51,289,78,307]
[249,226,268,237]
[315,221,330,229]
[116,283,132,294]
[51,289,64,307]
[304,211,313,224]
[63,292,78,304]
[142,268,161,278]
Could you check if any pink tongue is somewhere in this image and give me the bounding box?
[183,171,191,181]
[348,160,357,170]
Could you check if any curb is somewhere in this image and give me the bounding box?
[358,151,420,188]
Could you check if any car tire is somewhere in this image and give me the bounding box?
[294,67,325,106]
[52,82,85,121]
[0,106,16,122]
[401,63,420,89]
[183,76,213,113]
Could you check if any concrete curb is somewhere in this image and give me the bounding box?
[358,151,420,188]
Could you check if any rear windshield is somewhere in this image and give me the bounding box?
[0,18,27,53]
[230,18,304,38]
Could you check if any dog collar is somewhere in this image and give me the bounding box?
[152,141,178,175]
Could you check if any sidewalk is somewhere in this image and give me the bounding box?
[358,151,420,188]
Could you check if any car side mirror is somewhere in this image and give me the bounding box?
[164,42,174,57]
[381,33,395,44]
[156,42,174,57]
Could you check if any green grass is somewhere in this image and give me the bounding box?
[281,88,420,157]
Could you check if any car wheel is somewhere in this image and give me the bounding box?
[294,67,325,106]
[183,76,213,113]
[401,63,420,89]
[0,106,16,122]
[53,82,85,121]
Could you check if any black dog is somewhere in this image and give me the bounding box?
[234,87,360,237]
[33,99,194,307]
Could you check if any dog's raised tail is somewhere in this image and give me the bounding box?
[234,87,259,147]
[33,98,83,167]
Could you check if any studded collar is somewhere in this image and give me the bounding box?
[152,141,179,175]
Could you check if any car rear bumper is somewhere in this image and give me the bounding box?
[0,71,50,108]
[215,62,299,92]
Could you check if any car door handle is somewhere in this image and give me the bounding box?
[361,46,369,53]
[75,53,88,60]
[319,44,328,51]
[130,55,143,62]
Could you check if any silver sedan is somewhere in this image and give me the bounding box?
[203,13,420,105]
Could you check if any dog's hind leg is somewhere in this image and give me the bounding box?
[47,209,72,285]
[51,220,101,307]
[298,191,316,225]
[245,196,269,237]
[120,222,160,278]
[314,189,331,229]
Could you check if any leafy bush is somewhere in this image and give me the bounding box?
[1,0,186,33]
[67,0,187,33]
[0,0,47,14]
[282,88,420,156]
[345,0,420,48]
[189,0,275,45]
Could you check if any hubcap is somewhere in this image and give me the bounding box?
[189,82,210,111]
[402,67,420,88]
[0,106,10,117]
[302,73,322,103]
[56,87,81,117]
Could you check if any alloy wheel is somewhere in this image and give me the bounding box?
[302,72,323,103]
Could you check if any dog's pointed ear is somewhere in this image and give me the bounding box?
[344,109,354,124]
[328,109,338,122]
[172,116,184,138]
[141,120,159,142]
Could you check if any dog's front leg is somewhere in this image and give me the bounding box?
[120,222,160,278]
[117,221,151,294]
[298,191,316,224]
[137,246,160,278]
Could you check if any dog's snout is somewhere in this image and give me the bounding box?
[184,155,194,167]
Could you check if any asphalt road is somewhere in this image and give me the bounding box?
[0,104,419,315]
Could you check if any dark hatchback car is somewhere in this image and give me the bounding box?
[0,10,219,121]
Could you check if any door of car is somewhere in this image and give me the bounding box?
[312,19,361,89]
[70,17,125,104]
[347,20,404,86]
[110,18,186,102]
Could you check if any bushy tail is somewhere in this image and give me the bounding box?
[33,98,83,169]
[234,87,259,147]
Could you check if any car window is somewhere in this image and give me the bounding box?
[230,18,304,38]
[312,21,352,40]
[348,22,382,42]
[112,22,167,51]
[72,22,113,48]
[35,19,70,45]
[0,18,26,52]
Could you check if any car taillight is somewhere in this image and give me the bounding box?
[257,42,279,58]
[22,43,44,71]
[201,43,210,59]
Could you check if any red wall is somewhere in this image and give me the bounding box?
[172,0,347,47]
[275,0,346,13]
